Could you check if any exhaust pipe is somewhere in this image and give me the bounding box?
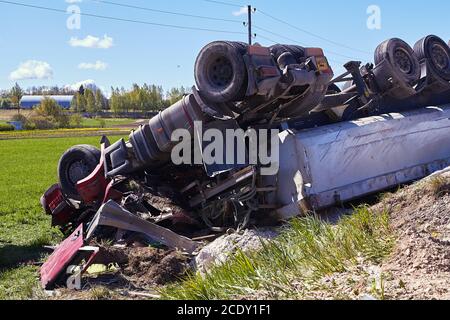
[104,93,211,177]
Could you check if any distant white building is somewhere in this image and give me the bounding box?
[20,95,74,109]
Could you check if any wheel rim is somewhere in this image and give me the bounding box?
[430,42,450,71]
[68,160,90,185]
[393,48,413,75]
[207,56,233,88]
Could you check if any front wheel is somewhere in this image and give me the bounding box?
[58,145,101,201]
[194,41,248,103]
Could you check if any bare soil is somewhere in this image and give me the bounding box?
[305,173,450,300]
[377,175,450,299]
[0,109,34,121]
[94,245,190,287]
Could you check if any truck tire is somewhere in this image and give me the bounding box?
[58,145,101,201]
[271,44,306,72]
[270,44,305,63]
[195,41,248,103]
[375,38,420,85]
[414,35,450,81]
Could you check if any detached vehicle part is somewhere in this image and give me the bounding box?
[40,225,99,290]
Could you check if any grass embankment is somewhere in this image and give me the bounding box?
[161,207,395,300]
[0,136,123,299]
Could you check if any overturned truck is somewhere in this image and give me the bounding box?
[40,36,450,289]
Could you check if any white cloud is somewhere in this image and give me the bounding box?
[65,79,98,92]
[232,7,247,16]
[65,0,82,3]
[9,60,53,81]
[78,61,108,71]
[69,35,114,49]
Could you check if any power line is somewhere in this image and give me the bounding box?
[200,0,369,60]
[92,0,243,24]
[201,0,244,8]
[256,8,372,55]
[201,0,371,56]
[253,25,353,62]
[0,0,246,35]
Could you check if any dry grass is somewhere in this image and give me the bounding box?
[0,109,34,121]
[428,176,450,198]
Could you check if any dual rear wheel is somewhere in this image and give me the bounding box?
[375,35,450,85]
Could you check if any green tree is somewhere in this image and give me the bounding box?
[95,89,105,112]
[36,97,61,118]
[10,83,23,114]
[36,97,70,128]
[76,92,86,112]
[167,86,188,106]
[110,87,121,114]
[85,89,96,114]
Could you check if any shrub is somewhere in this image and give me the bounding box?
[98,118,106,128]
[0,124,14,132]
[35,97,72,129]
[70,114,83,128]
[55,113,70,129]
[36,97,62,118]
[26,116,55,130]
[23,122,36,131]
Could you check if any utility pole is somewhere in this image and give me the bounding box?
[247,5,252,45]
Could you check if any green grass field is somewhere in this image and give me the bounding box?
[80,118,137,128]
[0,135,123,299]
[0,128,130,140]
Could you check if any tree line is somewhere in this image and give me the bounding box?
[108,84,189,113]
[0,83,191,113]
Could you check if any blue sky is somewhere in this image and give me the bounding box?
[0,0,448,95]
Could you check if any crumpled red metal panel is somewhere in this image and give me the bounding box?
[40,225,84,289]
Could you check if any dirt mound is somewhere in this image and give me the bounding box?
[376,175,450,299]
[309,173,450,300]
[123,247,189,286]
[96,246,190,288]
